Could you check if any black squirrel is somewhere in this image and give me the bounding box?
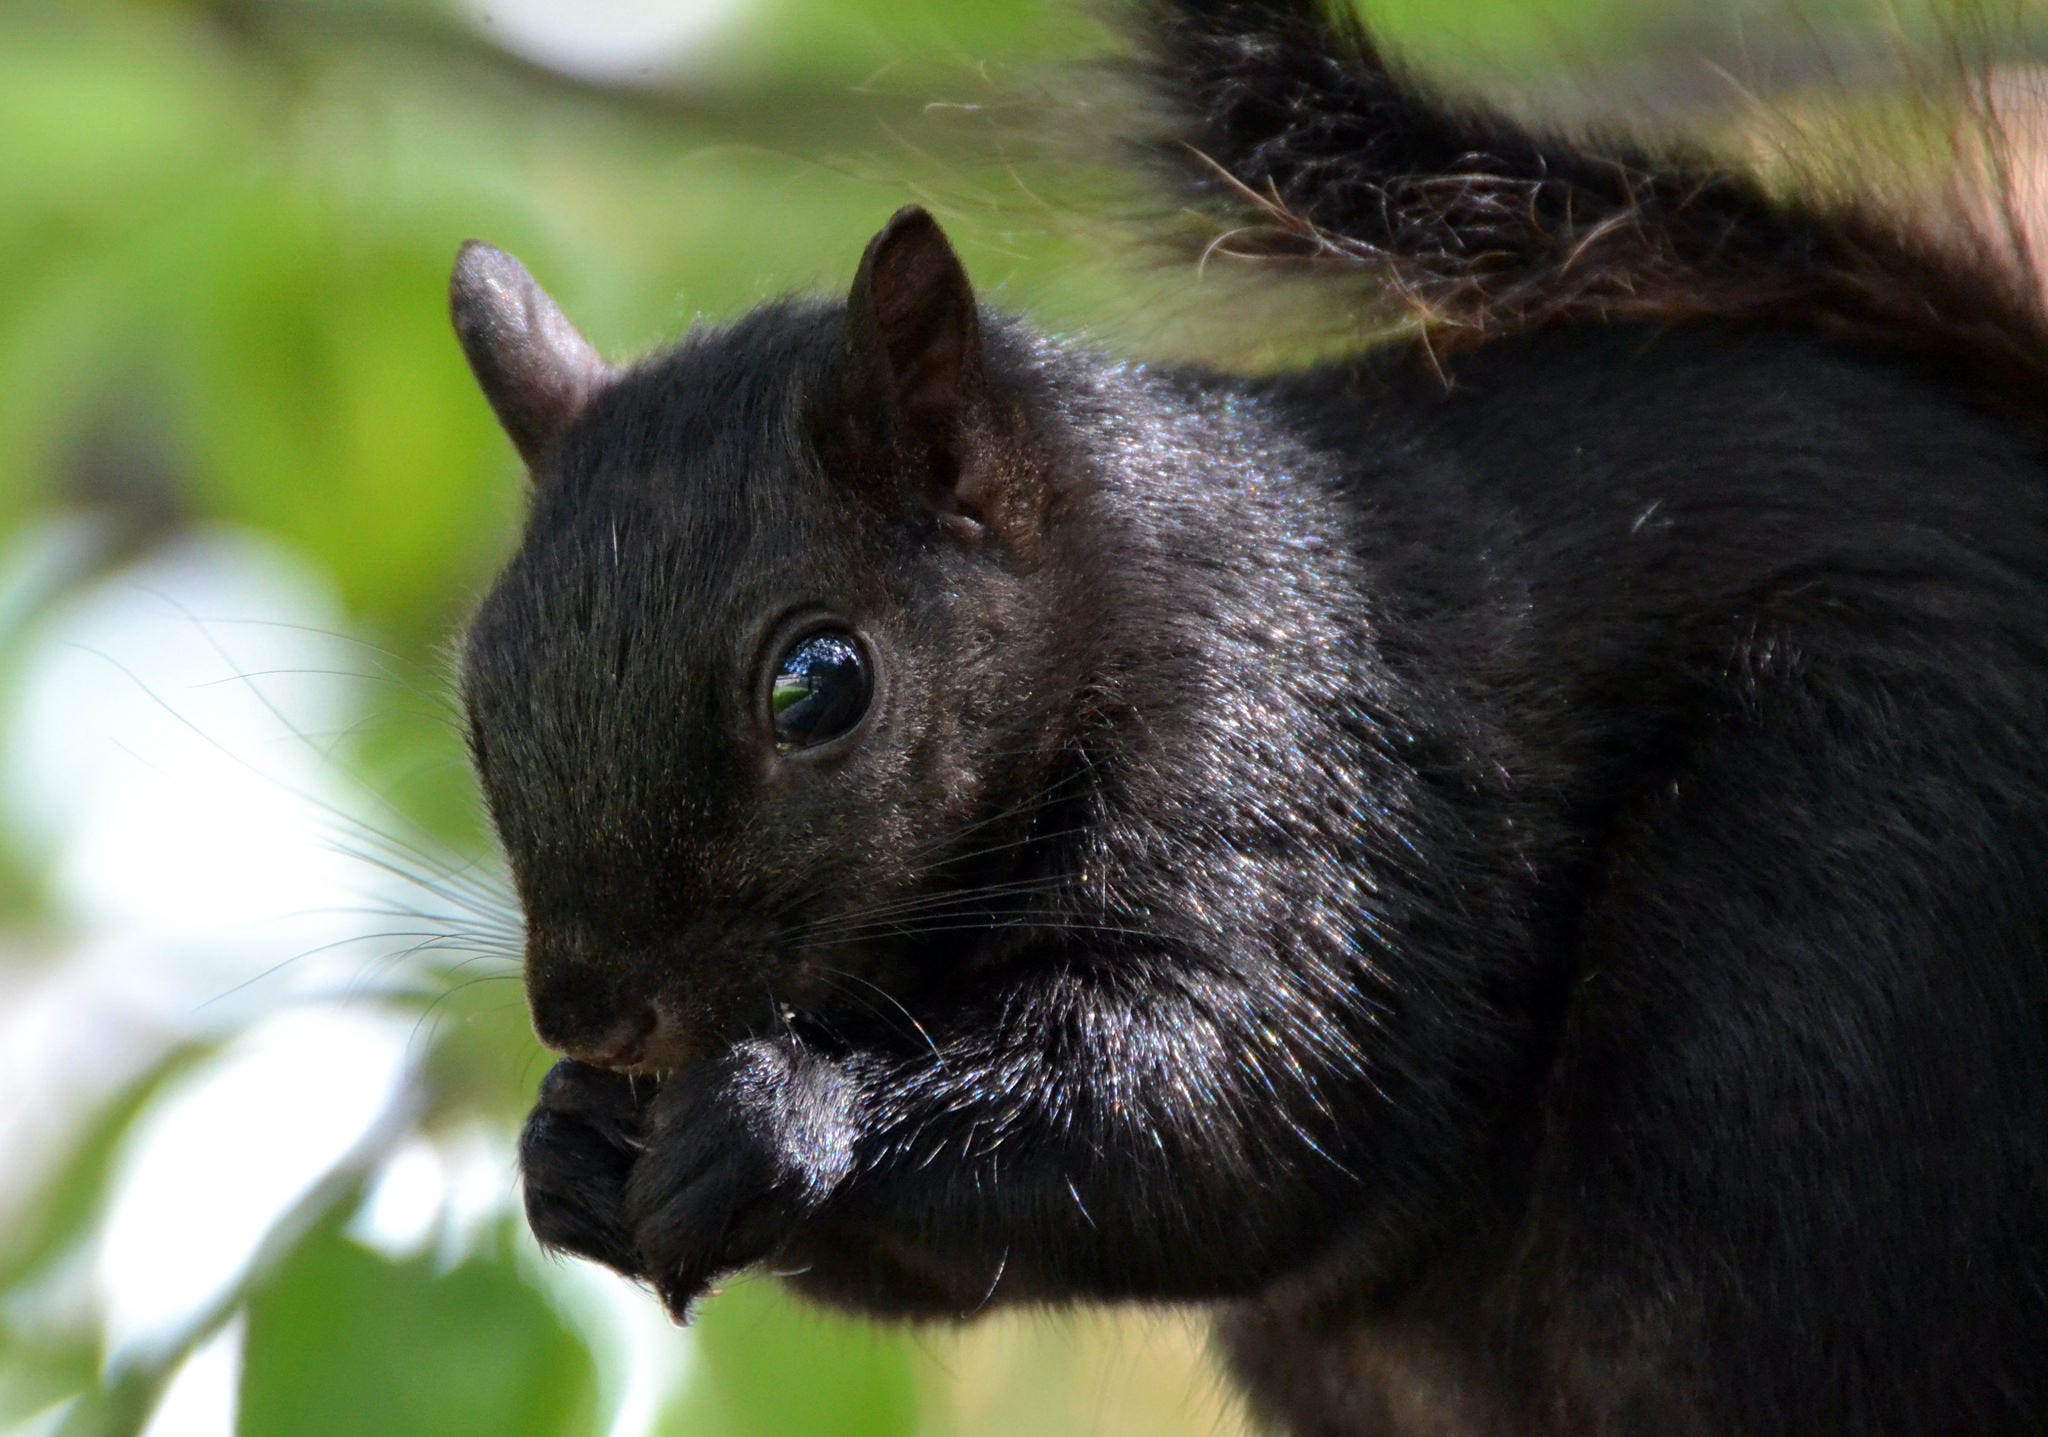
[450,2,2048,1431]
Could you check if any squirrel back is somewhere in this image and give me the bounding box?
[453,4,2048,1433]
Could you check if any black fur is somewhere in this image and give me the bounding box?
[456,5,2048,1432]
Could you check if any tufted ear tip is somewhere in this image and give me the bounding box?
[450,241,615,474]
[872,204,942,247]
[451,237,508,284]
[450,240,524,320]
[842,205,985,477]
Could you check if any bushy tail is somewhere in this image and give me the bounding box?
[1125,0,2048,411]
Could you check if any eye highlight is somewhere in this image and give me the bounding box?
[770,631,872,753]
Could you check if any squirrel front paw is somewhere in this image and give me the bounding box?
[519,1059,652,1278]
[625,1038,858,1321]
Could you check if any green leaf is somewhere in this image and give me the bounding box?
[238,1224,598,1437]
[660,1277,920,1437]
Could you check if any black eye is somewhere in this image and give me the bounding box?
[769,631,872,753]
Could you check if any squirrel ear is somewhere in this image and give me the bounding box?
[450,241,615,473]
[842,207,989,515]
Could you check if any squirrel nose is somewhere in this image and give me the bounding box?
[522,926,705,1070]
[565,1007,656,1070]
[527,965,672,1069]
[533,995,694,1073]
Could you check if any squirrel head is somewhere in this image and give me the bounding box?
[452,209,1094,1071]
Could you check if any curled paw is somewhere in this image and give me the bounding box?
[624,1039,857,1321]
[518,1059,652,1277]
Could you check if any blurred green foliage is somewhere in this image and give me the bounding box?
[0,0,2012,1433]
[239,1221,599,1437]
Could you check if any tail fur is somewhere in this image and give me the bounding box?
[1125,0,2048,415]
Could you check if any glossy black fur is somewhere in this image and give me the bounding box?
[462,4,2048,1433]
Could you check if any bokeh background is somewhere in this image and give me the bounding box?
[0,1,2019,1433]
